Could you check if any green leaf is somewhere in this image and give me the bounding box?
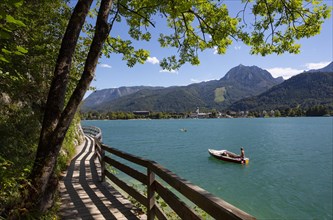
[1,48,12,55]
[0,55,9,63]
[12,0,24,8]
[6,15,26,27]
[16,46,28,54]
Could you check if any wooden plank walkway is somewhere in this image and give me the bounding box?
[58,136,147,220]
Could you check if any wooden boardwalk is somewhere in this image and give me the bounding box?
[58,136,147,220]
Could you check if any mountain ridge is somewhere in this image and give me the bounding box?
[82,64,285,112]
[82,62,332,113]
[230,62,333,111]
[82,86,163,112]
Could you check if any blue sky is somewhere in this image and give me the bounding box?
[85,1,333,97]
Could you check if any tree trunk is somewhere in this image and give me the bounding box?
[28,0,113,211]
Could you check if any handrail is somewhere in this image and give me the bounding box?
[82,126,256,220]
[82,126,102,141]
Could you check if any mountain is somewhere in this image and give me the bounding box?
[215,65,284,103]
[230,70,333,111]
[81,86,163,112]
[222,64,284,86]
[98,86,208,112]
[81,64,284,112]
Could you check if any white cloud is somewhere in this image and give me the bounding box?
[305,61,330,70]
[266,67,303,79]
[146,56,160,65]
[213,46,218,55]
[267,61,331,79]
[159,69,178,74]
[190,78,201,83]
[234,45,241,50]
[99,63,112,68]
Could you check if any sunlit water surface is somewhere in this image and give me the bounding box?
[82,117,333,219]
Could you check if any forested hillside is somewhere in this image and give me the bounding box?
[82,86,163,112]
[230,71,333,111]
[82,63,333,115]
[81,64,284,112]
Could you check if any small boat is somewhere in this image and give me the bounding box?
[180,128,187,132]
[208,149,249,164]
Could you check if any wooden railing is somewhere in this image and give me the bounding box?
[82,126,102,141]
[83,126,256,220]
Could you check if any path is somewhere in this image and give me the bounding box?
[58,136,146,220]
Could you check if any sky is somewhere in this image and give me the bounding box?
[85,1,333,98]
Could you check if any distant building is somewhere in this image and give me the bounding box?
[189,107,211,118]
[226,111,237,118]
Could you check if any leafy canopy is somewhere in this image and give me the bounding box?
[0,0,27,63]
[87,0,331,70]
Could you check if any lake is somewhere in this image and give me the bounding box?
[82,117,333,219]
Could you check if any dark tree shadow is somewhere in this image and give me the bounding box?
[59,137,144,219]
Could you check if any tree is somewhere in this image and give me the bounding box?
[27,0,331,213]
[0,0,76,215]
[274,109,281,117]
[306,105,329,116]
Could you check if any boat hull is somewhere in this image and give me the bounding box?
[208,149,249,164]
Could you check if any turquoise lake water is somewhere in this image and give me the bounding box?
[82,117,333,219]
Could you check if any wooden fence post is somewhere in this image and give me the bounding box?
[147,168,155,220]
[101,147,105,182]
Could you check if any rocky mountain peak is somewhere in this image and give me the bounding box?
[221,64,282,87]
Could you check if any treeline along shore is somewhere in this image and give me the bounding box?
[81,105,332,120]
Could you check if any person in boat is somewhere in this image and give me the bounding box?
[221,151,229,157]
[240,147,245,159]
[239,147,246,164]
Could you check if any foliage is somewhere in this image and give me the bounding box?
[1,0,72,105]
[82,111,187,120]
[82,104,332,120]
[245,0,331,55]
[306,105,330,116]
[0,0,27,63]
[126,183,209,219]
[55,114,82,175]
[0,102,40,217]
[0,0,84,218]
[97,0,331,70]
